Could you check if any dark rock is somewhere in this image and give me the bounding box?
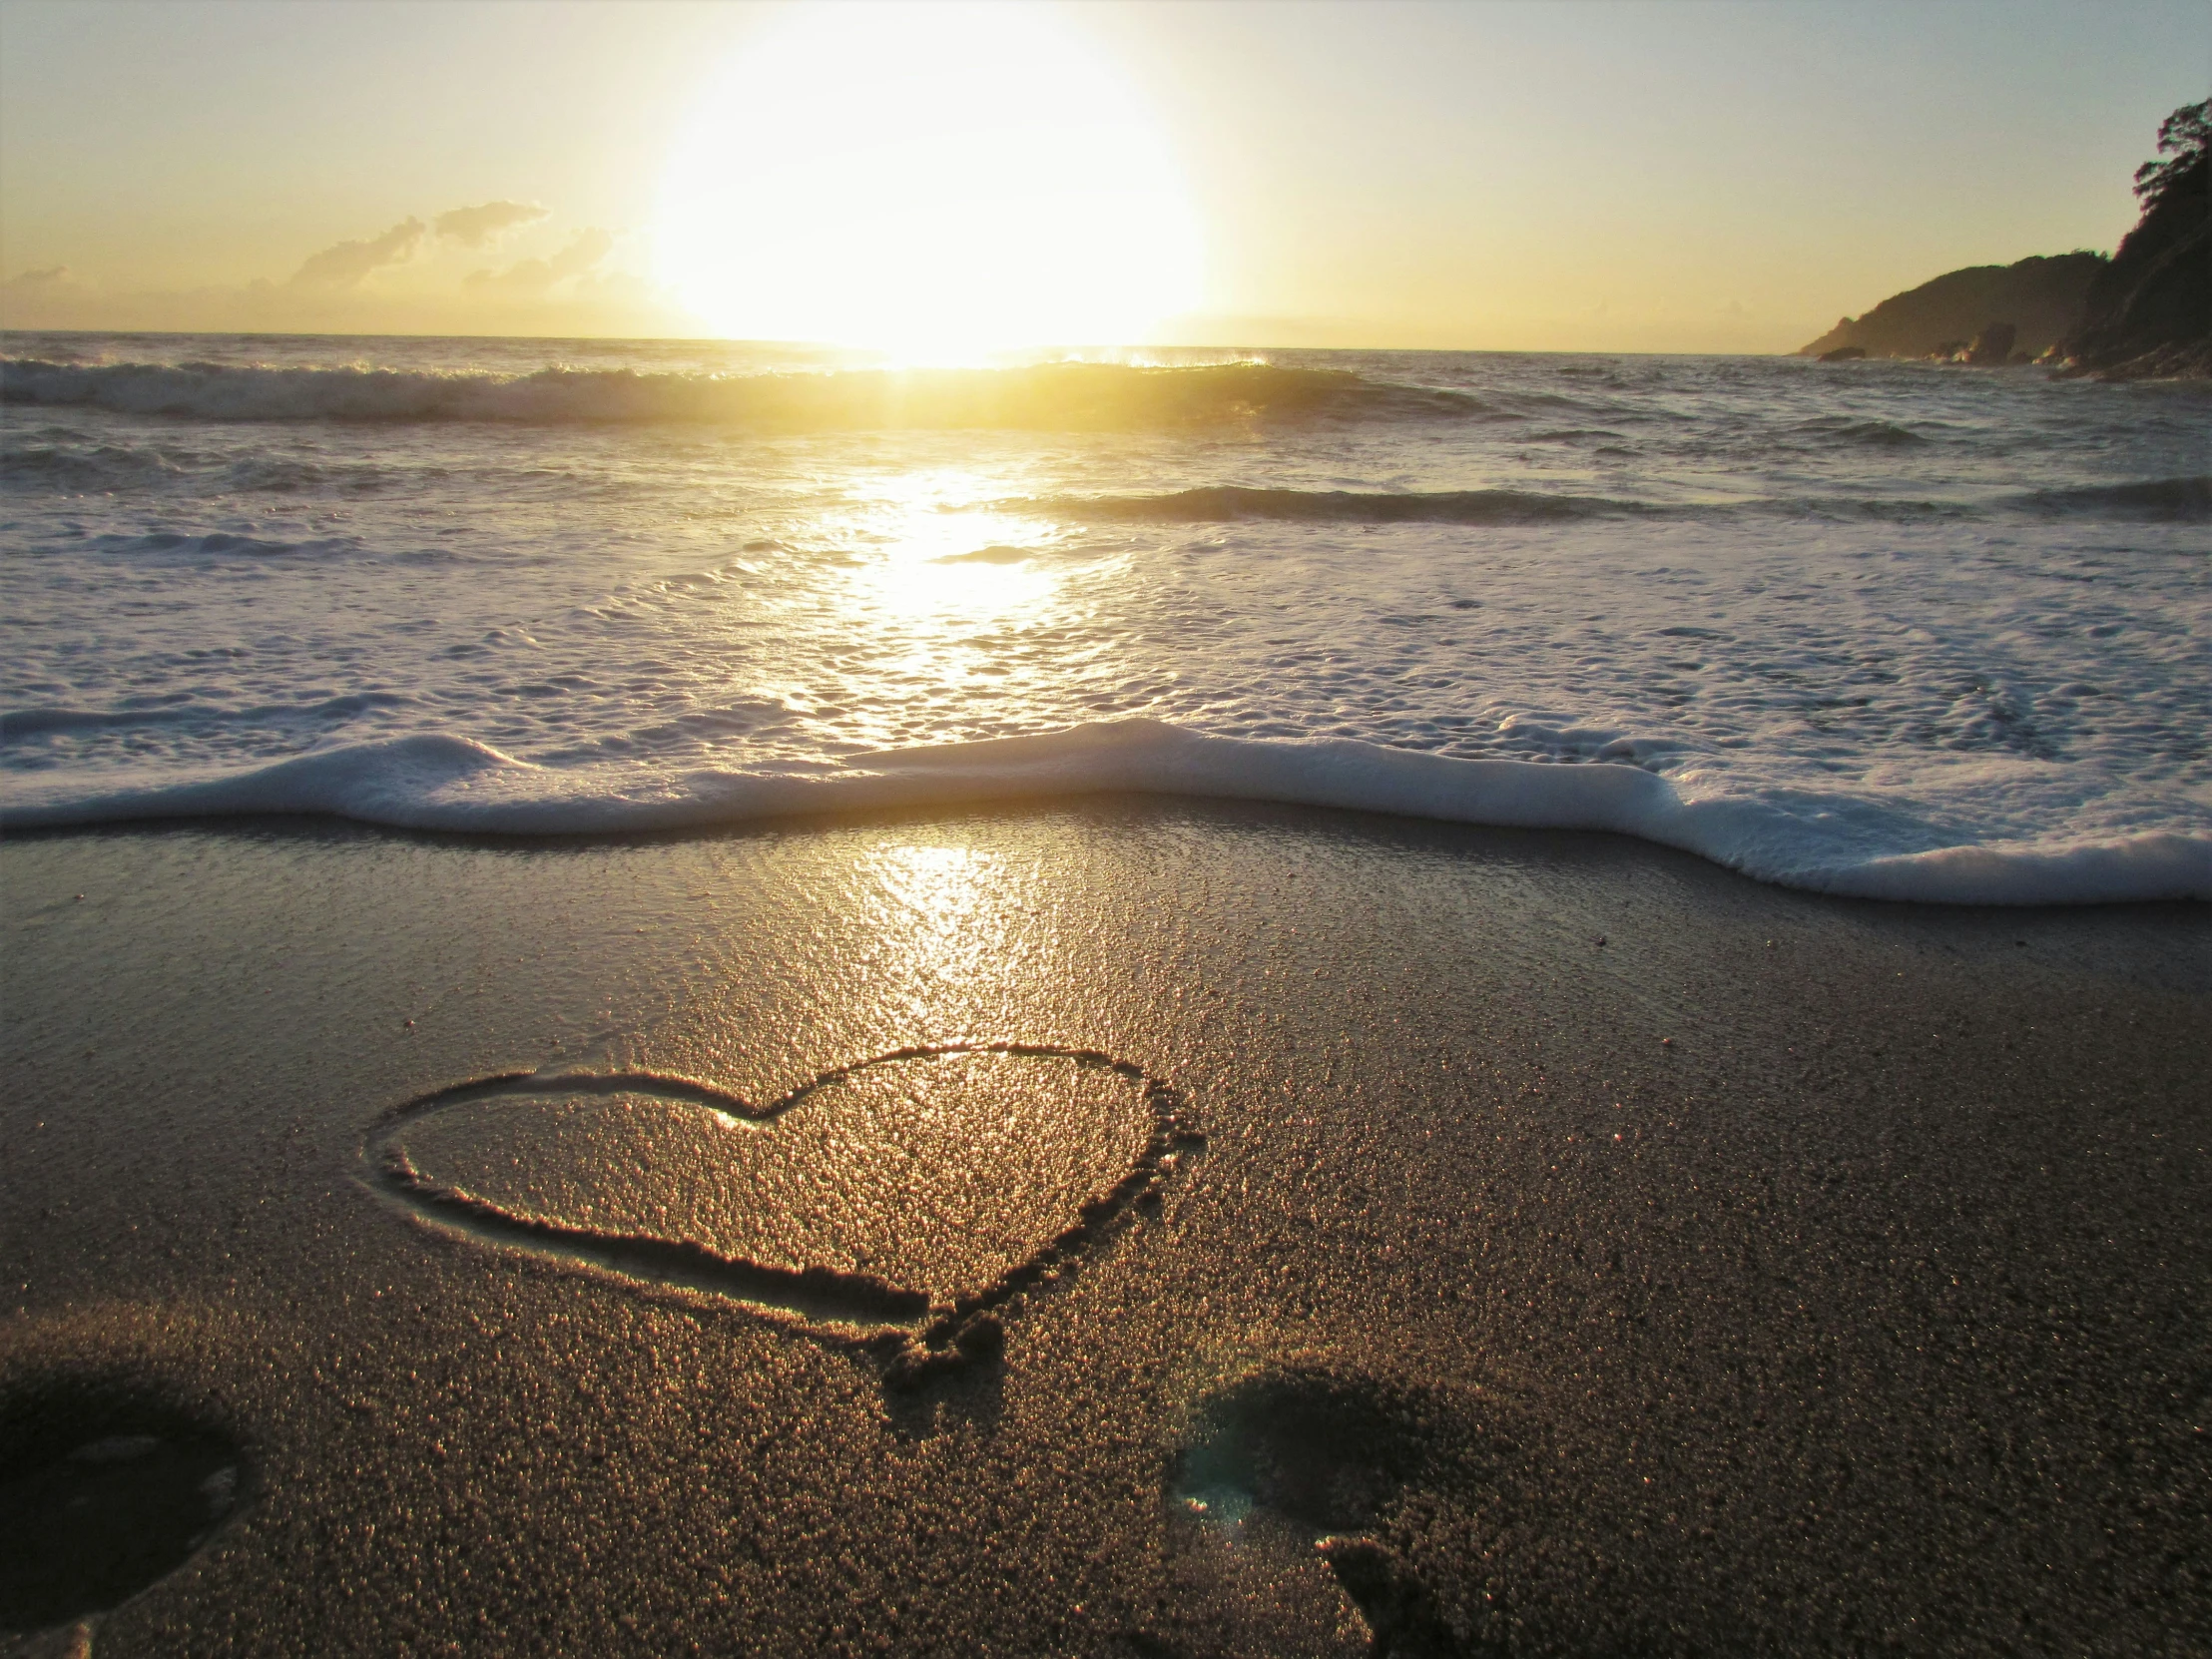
[1964,321,2017,365]
[1817,345,1867,362]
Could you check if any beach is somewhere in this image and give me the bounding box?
[4,798,2204,1656]
[6,12,2208,1655]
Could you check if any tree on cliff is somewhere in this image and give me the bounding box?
[2133,99,2210,211]
[2065,96,2211,376]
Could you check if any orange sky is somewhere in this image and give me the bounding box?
[0,0,2201,350]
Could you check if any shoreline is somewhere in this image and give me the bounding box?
[4,798,2206,1655]
[7,725,2208,907]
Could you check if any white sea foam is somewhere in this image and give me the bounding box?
[4,722,2204,904]
[5,335,2207,905]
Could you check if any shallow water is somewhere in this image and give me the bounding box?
[3,331,2206,900]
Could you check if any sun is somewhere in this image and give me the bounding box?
[652,1,1203,357]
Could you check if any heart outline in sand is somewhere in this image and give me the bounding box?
[362,1043,1200,1385]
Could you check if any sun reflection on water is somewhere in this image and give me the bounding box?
[836,470,1068,625]
[734,458,1143,760]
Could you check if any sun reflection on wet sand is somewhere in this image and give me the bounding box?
[862,841,1019,1019]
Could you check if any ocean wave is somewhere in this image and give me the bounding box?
[1802,418,1929,447]
[0,439,187,490]
[1007,481,2210,526]
[2012,475,2212,521]
[2,431,477,498]
[0,357,1486,431]
[2,691,410,742]
[1003,486,1982,526]
[3,721,2202,905]
[1012,485,1644,525]
[82,529,369,560]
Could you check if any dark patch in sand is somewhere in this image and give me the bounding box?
[1165,1364,1475,1656]
[0,1379,249,1633]
[363,1043,1201,1388]
[1161,1359,1790,1657]
[1174,1365,1431,1534]
[1316,1537,1464,1659]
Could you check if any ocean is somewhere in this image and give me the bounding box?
[2,331,2205,902]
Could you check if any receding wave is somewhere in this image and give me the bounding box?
[1014,485,1645,525]
[0,357,1487,431]
[2012,475,2212,521]
[3,721,2202,905]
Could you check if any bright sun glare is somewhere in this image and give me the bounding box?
[653,1,1202,357]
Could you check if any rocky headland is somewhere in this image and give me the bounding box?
[1800,100,2210,378]
[1797,254,2103,364]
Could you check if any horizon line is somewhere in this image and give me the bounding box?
[1,324,1823,358]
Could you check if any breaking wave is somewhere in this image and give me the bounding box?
[0,357,1487,431]
[3,721,2203,905]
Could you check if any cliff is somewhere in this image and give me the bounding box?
[2063,140,2210,378]
[1797,254,2105,361]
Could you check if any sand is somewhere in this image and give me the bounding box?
[2,798,2205,1657]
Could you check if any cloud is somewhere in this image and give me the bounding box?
[466,227,614,295]
[433,201,550,249]
[6,213,694,335]
[0,266,86,324]
[289,218,426,288]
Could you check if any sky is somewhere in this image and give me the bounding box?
[0,0,2202,352]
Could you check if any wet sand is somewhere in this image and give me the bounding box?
[2,798,2206,1657]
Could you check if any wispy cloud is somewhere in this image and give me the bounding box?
[289,218,426,288]
[433,201,549,249]
[466,228,614,295]
[10,210,691,335]
[0,266,84,324]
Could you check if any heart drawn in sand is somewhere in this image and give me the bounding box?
[364,1045,1198,1383]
